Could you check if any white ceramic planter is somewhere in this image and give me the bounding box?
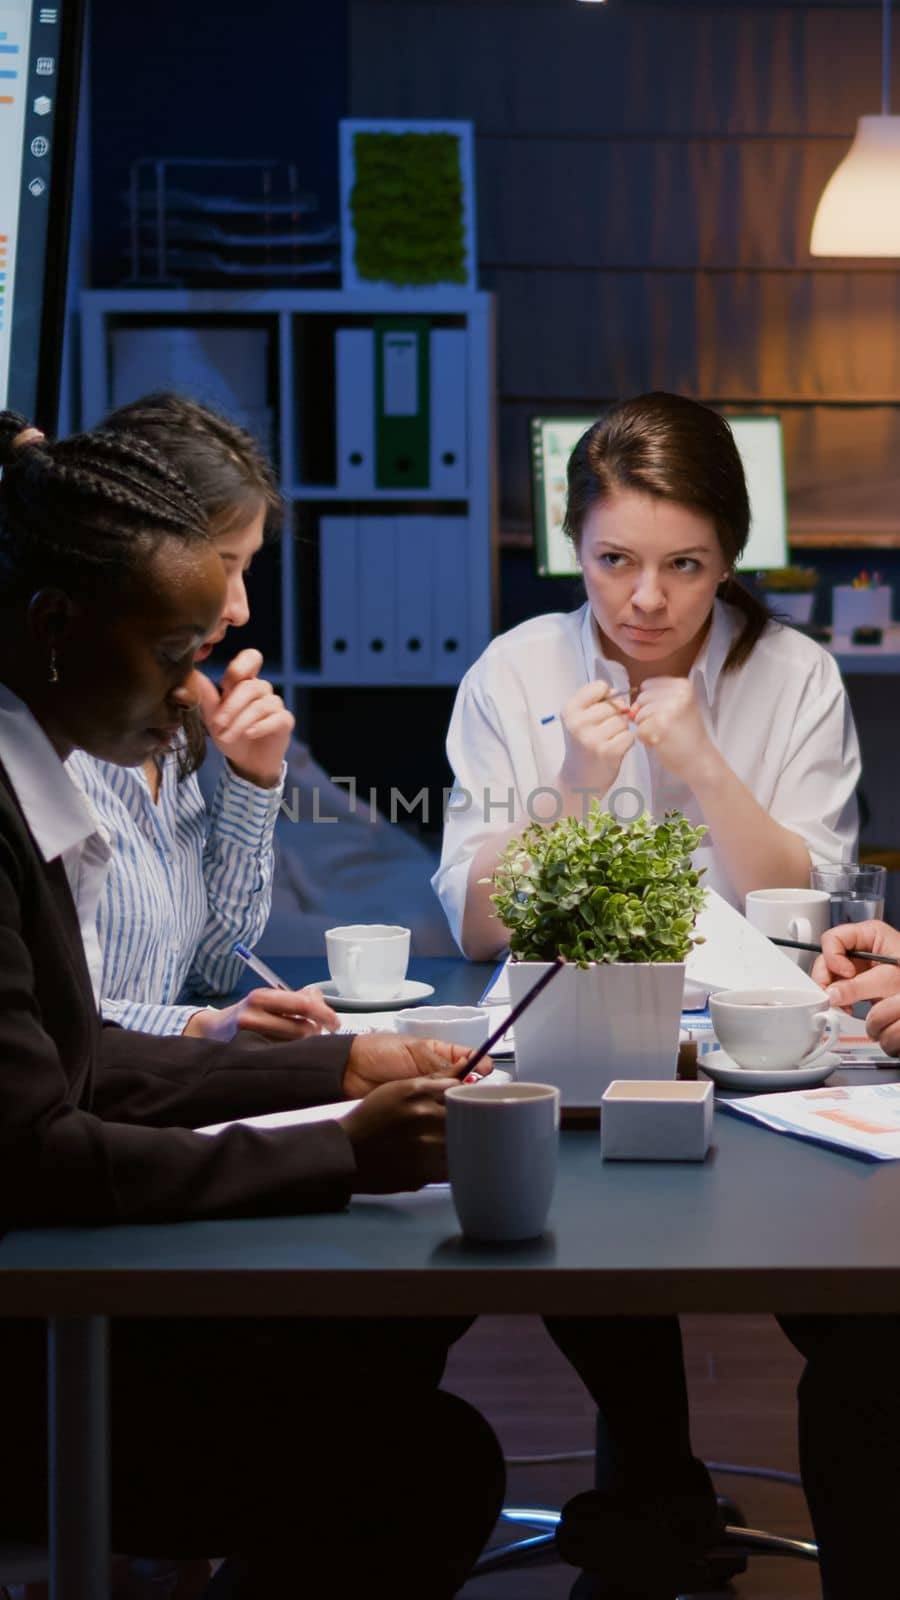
[761,591,815,625]
[507,959,685,1108]
[831,585,892,633]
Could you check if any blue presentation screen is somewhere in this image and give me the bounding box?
[0,0,82,423]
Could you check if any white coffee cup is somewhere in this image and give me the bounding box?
[710,987,841,1071]
[445,1082,560,1242]
[325,924,410,1000]
[744,889,831,972]
[393,1005,490,1049]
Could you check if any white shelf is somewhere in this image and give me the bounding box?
[287,485,468,502]
[80,288,496,694]
[830,625,900,675]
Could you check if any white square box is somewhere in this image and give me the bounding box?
[831,585,892,633]
[600,1080,714,1161]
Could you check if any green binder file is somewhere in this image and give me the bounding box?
[374,317,430,489]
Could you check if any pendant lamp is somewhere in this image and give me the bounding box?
[810,0,900,254]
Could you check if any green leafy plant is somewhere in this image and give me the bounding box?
[489,805,707,967]
[759,566,819,593]
[351,131,467,286]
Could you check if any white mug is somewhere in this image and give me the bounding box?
[710,987,841,1072]
[744,889,831,973]
[325,924,410,999]
[445,1082,560,1242]
[393,1005,490,1049]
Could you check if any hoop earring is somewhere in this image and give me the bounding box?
[48,648,59,685]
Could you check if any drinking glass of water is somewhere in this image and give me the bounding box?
[810,863,887,926]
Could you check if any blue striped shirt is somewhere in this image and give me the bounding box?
[65,750,285,1035]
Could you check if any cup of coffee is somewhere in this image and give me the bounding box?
[324,924,410,1000]
[445,1082,560,1242]
[394,1005,490,1049]
[744,888,831,972]
[710,987,841,1071]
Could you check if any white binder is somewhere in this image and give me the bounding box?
[393,518,436,681]
[358,517,397,681]
[335,329,375,493]
[432,517,471,680]
[429,329,468,496]
[320,517,360,680]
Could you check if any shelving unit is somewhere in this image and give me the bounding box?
[80,289,496,698]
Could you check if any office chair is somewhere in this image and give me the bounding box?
[472,1429,818,1586]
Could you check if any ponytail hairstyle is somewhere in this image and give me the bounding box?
[100,392,282,537]
[0,410,211,774]
[562,392,771,672]
[96,393,282,780]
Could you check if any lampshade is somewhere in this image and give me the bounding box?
[810,115,900,255]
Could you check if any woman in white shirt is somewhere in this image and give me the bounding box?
[67,393,336,1044]
[435,392,860,958]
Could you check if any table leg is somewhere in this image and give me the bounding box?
[48,1316,110,1600]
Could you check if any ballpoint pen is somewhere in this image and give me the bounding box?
[233,942,290,990]
[539,689,634,727]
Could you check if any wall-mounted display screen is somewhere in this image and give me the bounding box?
[0,0,83,424]
[531,412,789,578]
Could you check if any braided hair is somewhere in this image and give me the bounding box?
[100,392,282,535]
[0,409,209,607]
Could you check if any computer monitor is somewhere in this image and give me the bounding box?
[531,412,789,578]
[0,0,84,427]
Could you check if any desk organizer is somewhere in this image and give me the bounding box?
[600,1079,714,1161]
[831,585,892,633]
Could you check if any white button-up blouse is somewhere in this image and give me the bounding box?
[433,600,861,953]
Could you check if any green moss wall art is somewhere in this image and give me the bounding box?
[340,119,477,294]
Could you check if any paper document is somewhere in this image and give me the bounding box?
[479,957,511,1004]
[723,1081,900,1161]
[196,1100,360,1136]
[686,890,822,997]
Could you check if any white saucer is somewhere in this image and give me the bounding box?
[701,1049,841,1093]
[317,978,435,1012]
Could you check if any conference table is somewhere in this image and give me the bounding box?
[4,956,900,1599]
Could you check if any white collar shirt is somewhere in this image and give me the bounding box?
[433,600,860,953]
[0,685,111,1003]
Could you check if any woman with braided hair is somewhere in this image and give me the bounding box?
[0,411,503,1598]
[65,392,334,1045]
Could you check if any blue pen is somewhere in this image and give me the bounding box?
[233,942,290,991]
[540,689,632,727]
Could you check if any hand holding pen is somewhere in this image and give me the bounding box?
[182,944,341,1042]
[554,681,635,800]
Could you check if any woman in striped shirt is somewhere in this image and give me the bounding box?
[67,393,336,1044]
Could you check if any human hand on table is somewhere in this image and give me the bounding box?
[630,677,716,782]
[812,920,900,1056]
[184,986,340,1042]
[342,1034,489,1100]
[557,681,633,797]
[191,648,294,788]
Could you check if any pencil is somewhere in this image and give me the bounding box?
[770,936,900,967]
[462,957,566,1081]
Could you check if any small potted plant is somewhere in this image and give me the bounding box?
[490,806,707,1106]
[758,566,819,625]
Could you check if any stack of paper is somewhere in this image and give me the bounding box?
[723,1081,900,1161]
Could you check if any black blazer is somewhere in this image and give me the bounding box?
[0,762,357,1227]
